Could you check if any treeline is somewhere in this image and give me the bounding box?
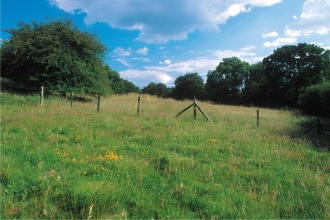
[142,43,330,118]
[103,65,141,95]
[1,19,329,117]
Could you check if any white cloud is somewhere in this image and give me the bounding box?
[113,47,132,57]
[212,50,263,64]
[309,42,330,49]
[286,0,330,37]
[300,0,330,19]
[296,26,329,36]
[147,60,203,74]
[315,27,329,35]
[293,15,297,19]
[159,60,171,64]
[284,26,301,37]
[147,49,260,75]
[250,0,283,7]
[135,47,148,55]
[263,37,297,47]
[112,47,133,67]
[240,45,256,51]
[120,69,173,85]
[115,58,131,68]
[50,0,282,42]
[262,31,279,38]
[212,50,256,60]
[248,56,265,63]
[132,57,151,62]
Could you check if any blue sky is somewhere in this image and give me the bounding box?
[1,0,330,88]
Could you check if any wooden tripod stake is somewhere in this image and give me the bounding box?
[176,97,213,123]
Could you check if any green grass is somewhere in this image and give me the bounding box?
[1,92,329,219]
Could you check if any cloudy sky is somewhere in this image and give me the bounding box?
[2,0,330,87]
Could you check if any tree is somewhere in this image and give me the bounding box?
[242,61,267,105]
[262,43,329,107]
[206,57,249,104]
[1,19,110,95]
[205,70,227,103]
[104,66,126,94]
[154,83,172,98]
[142,82,157,95]
[142,82,171,98]
[99,65,140,94]
[122,79,141,94]
[172,73,205,100]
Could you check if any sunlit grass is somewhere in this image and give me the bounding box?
[1,92,329,219]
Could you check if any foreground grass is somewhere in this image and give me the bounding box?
[1,92,329,219]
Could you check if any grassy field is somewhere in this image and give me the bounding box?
[1,92,329,219]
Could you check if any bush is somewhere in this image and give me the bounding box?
[299,82,330,118]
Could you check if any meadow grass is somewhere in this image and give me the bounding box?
[1,92,329,219]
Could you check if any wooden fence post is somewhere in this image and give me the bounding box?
[97,94,101,112]
[137,97,140,115]
[195,103,213,123]
[194,97,197,120]
[70,93,73,107]
[40,86,44,105]
[257,109,260,127]
[176,99,213,123]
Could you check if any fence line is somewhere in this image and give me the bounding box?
[4,87,329,133]
[304,119,330,136]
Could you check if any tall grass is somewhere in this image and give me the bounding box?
[1,92,329,219]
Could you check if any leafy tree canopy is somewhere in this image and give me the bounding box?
[122,79,141,94]
[206,57,249,104]
[1,18,111,95]
[242,61,267,105]
[262,43,330,106]
[172,73,205,100]
[100,65,141,94]
[142,82,171,98]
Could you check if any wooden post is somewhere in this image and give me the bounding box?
[137,97,141,115]
[176,103,194,118]
[317,119,321,136]
[194,97,197,120]
[257,109,260,127]
[195,103,213,123]
[176,99,213,123]
[97,94,101,112]
[70,93,73,107]
[40,86,44,105]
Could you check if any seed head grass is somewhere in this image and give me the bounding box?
[1,92,329,219]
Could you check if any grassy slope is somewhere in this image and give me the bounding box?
[1,92,329,219]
